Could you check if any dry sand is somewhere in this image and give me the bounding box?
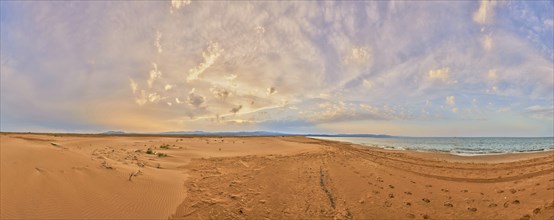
[1,133,553,219]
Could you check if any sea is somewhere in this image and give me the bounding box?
[308,136,554,156]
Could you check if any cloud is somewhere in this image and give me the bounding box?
[267,87,277,95]
[148,92,161,103]
[210,87,231,99]
[147,63,162,88]
[445,96,456,107]
[427,67,450,82]
[362,80,373,89]
[187,42,223,81]
[345,47,371,65]
[473,0,497,24]
[525,105,554,120]
[483,34,493,50]
[487,69,497,80]
[171,0,191,12]
[230,105,243,114]
[129,79,138,94]
[187,88,205,108]
[135,90,148,106]
[154,31,162,54]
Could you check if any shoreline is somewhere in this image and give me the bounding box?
[307,136,554,158]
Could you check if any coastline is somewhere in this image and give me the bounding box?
[307,136,554,159]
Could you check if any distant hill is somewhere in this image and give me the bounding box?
[99,130,392,138]
[159,131,289,136]
[100,131,126,135]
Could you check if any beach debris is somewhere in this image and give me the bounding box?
[128,170,143,181]
[101,161,113,169]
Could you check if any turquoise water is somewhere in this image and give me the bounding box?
[308,137,554,156]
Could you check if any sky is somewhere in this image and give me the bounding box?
[1,1,553,137]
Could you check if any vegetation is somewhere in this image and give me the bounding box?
[159,144,170,149]
[157,153,167,157]
[146,149,153,154]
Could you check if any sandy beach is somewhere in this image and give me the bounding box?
[1,133,553,219]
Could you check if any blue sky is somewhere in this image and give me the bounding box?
[1,1,553,136]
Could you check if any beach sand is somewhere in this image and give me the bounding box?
[1,133,552,219]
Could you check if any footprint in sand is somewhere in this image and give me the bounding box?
[510,189,517,194]
[405,213,415,218]
[405,202,412,206]
[389,185,395,189]
[384,201,392,207]
[497,190,504,193]
[444,201,453,207]
[512,200,520,205]
[422,198,430,203]
[425,184,432,188]
[441,189,449,192]
[504,201,510,208]
[520,214,531,220]
[533,208,541,214]
[404,191,412,195]
[468,207,477,212]
[388,193,394,199]
[422,214,430,219]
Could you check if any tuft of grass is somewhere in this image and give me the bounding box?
[159,144,170,149]
[146,149,153,154]
[157,153,167,157]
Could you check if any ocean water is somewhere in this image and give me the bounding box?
[308,136,554,156]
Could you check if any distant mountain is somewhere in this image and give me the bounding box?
[99,130,392,138]
[159,131,290,136]
[100,131,126,135]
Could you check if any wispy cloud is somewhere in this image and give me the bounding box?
[187,42,223,82]
[1,1,552,136]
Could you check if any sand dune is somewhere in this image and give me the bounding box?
[1,133,553,219]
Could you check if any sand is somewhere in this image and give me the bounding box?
[1,133,553,219]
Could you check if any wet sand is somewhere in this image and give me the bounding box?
[1,133,553,219]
